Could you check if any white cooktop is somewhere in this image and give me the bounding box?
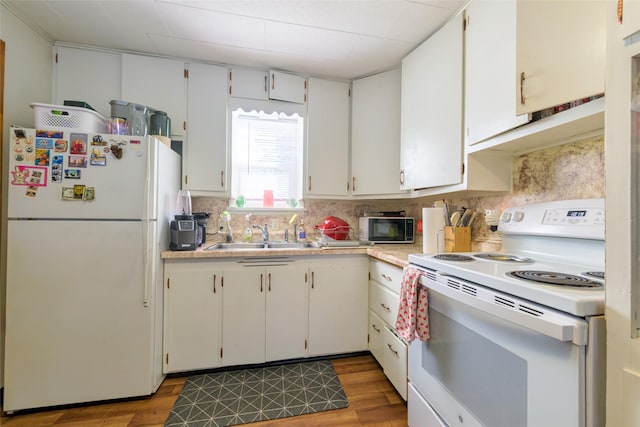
[409,199,606,317]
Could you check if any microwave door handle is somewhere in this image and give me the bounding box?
[418,273,589,345]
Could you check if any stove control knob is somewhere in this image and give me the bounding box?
[500,212,512,222]
[512,211,525,222]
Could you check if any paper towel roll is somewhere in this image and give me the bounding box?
[423,207,444,253]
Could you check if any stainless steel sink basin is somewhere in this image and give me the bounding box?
[205,241,321,250]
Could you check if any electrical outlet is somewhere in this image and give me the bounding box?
[485,209,501,226]
[270,218,280,231]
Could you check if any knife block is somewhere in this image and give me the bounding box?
[444,226,471,252]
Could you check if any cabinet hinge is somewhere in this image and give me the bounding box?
[461,162,465,175]
[183,120,186,131]
[304,93,307,103]
[184,175,188,185]
[348,88,351,97]
[184,68,189,79]
[229,70,232,81]
[464,15,468,31]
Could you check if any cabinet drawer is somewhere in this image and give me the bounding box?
[368,310,385,365]
[369,281,400,326]
[383,325,408,400]
[370,259,402,293]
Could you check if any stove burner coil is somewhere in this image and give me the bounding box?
[433,254,474,262]
[508,270,603,288]
[473,253,535,263]
[582,271,605,280]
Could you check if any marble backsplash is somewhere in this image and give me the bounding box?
[193,134,604,251]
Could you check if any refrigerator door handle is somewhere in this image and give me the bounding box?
[142,221,153,307]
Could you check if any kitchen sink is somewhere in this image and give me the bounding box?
[205,241,321,250]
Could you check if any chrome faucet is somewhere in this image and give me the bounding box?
[253,224,269,242]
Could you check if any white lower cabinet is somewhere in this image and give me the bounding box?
[221,262,308,366]
[368,259,407,400]
[163,260,222,373]
[308,255,369,356]
[164,255,369,373]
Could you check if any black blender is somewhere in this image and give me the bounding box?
[170,190,197,251]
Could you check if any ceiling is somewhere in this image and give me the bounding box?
[5,0,466,80]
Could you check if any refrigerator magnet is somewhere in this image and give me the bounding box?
[83,187,95,201]
[73,185,85,200]
[64,169,81,179]
[36,138,54,149]
[54,139,68,152]
[61,187,75,200]
[25,186,38,198]
[11,166,47,187]
[90,149,106,166]
[70,133,88,155]
[36,130,64,139]
[68,155,87,168]
[35,149,50,166]
[110,144,123,159]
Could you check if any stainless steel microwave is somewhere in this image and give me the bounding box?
[359,217,414,243]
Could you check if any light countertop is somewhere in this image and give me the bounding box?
[162,242,422,269]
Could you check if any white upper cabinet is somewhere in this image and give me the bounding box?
[516,0,605,115]
[400,12,464,190]
[464,0,530,146]
[351,68,406,196]
[620,0,640,39]
[306,78,351,197]
[269,70,307,103]
[121,54,186,137]
[229,67,269,100]
[183,62,228,195]
[53,46,121,119]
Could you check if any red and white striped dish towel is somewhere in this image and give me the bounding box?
[395,267,430,343]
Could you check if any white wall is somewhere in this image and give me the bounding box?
[0,0,52,389]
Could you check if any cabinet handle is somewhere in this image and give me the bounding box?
[272,73,275,90]
[220,171,224,188]
[311,271,315,289]
[387,343,399,356]
[352,176,356,192]
[308,175,312,191]
[213,274,217,293]
[399,169,404,185]
[381,273,392,282]
[264,75,268,92]
[372,324,381,333]
[260,273,264,292]
[380,303,390,312]
[520,72,526,105]
[268,273,272,291]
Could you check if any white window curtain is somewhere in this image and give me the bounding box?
[229,99,305,209]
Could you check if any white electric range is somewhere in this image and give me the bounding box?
[407,198,605,427]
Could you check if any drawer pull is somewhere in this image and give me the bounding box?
[372,324,381,333]
[380,303,391,312]
[387,343,399,356]
[381,273,392,282]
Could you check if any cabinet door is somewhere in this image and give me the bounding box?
[121,54,186,137]
[269,70,307,103]
[53,46,121,119]
[265,265,308,361]
[184,62,228,195]
[351,69,404,195]
[464,1,529,145]
[308,256,368,356]
[620,0,640,39]
[306,78,351,196]
[164,261,221,373]
[516,0,605,114]
[400,13,464,190]
[230,67,269,100]
[221,266,266,366]
[368,310,386,365]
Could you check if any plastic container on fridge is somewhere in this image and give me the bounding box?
[30,102,108,133]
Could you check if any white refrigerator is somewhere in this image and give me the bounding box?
[4,127,180,412]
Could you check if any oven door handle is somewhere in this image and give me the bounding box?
[419,273,589,345]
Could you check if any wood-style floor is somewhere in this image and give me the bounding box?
[0,354,408,426]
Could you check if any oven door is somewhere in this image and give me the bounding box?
[408,270,591,427]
